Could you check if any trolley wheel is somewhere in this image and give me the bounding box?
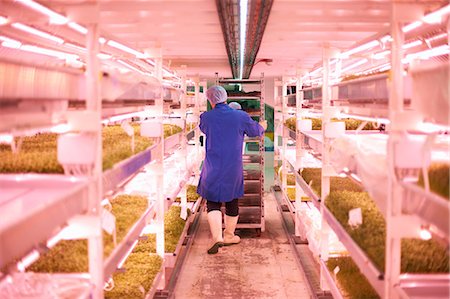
[255,228,262,237]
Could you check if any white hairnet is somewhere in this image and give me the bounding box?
[206,85,228,105]
[228,102,242,110]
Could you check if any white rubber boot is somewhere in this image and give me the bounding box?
[207,210,224,254]
[223,215,240,245]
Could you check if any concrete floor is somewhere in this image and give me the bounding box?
[173,192,312,299]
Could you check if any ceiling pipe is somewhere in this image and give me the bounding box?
[243,0,273,79]
[216,0,273,79]
[216,0,239,78]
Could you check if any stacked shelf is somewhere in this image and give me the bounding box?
[0,43,206,298]
[276,54,450,298]
[279,116,450,298]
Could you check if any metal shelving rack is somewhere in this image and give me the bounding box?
[275,3,450,297]
[216,73,266,234]
[0,14,204,299]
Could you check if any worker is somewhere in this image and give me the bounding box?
[197,85,266,254]
[228,101,242,110]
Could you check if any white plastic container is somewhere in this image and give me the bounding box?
[297,119,312,131]
[57,133,96,165]
[325,121,345,138]
[394,134,431,169]
[141,120,163,137]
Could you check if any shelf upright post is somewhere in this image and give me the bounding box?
[193,78,201,179]
[273,79,281,164]
[295,68,307,237]
[154,47,166,288]
[260,73,266,231]
[319,46,332,292]
[200,81,208,113]
[385,2,407,298]
[179,66,188,211]
[281,76,289,195]
[85,13,104,299]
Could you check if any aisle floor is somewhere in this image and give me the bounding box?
[173,192,312,299]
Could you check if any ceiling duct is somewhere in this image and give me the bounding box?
[216,0,273,79]
[216,0,239,78]
[243,0,273,78]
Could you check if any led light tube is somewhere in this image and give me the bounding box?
[0,16,8,25]
[65,42,85,52]
[372,50,390,60]
[21,45,78,60]
[402,20,423,33]
[16,0,68,24]
[239,0,248,79]
[426,32,447,42]
[97,53,112,60]
[403,40,423,49]
[0,36,21,48]
[146,59,156,66]
[12,22,64,44]
[340,40,379,58]
[68,22,88,35]
[423,4,450,24]
[341,59,368,73]
[406,45,450,60]
[117,59,146,75]
[108,40,147,58]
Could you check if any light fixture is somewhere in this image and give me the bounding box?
[117,59,147,75]
[380,34,392,43]
[309,67,323,76]
[405,45,450,61]
[99,37,107,44]
[163,68,177,78]
[50,123,71,134]
[239,0,248,79]
[65,42,85,52]
[419,227,432,240]
[21,45,79,60]
[372,50,391,60]
[378,64,391,72]
[68,22,88,35]
[17,251,40,271]
[423,4,450,24]
[340,40,380,59]
[402,20,423,33]
[97,53,112,60]
[403,40,423,50]
[107,40,148,58]
[0,134,13,144]
[2,40,21,48]
[426,32,448,43]
[330,59,338,65]
[0,16,8,26]
[0,36,22,49]
[341,59,368,73]
[146,59,156,67]
[12,23,64,44]
[16,0,68,24]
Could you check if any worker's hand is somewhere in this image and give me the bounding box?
[259,120,268,131]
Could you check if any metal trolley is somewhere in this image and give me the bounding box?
[216,73,265,235]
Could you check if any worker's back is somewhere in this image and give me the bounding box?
[198,103,263,202]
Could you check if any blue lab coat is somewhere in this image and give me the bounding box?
[197,103,264,202]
